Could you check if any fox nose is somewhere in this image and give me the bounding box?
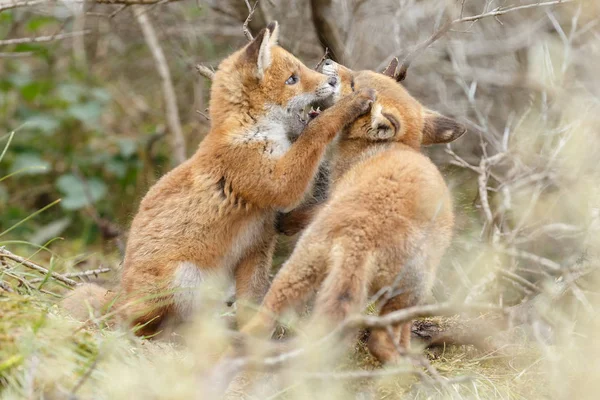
[323,59,333,67]
[327,76,338,87]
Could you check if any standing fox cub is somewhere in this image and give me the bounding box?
[237,59,466,364]
[62,22,375,335]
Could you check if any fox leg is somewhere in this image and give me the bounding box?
[121,288,173,337]
[367,295,416,364]
[239,236,330,339]
[234,236,276,328]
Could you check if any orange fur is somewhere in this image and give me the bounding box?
[62,23,374,336]
[239,59,466,364]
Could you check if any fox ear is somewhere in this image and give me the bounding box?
[422,109,467,145]
[267,21,279,45]
[246,21,279,79]
[382,57,398,78]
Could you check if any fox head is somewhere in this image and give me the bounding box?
[318,59,466,149]
[210,22,338,139]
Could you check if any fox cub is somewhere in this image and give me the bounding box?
[62,23,375,335]
[238,59,466,364]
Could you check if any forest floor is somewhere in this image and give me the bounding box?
[0,244,547,400]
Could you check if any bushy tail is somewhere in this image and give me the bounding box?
[311,242,373,329]
[61,283,117,322]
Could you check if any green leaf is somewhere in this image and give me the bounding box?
[56,174,107,210]
[57,83,84,103]
[91,88,111,104]
[26,115,60,135]
[105,159,127,178]
[20,81,51,102]
[9,153,50,175]
[67,102,102,127]
[117,138,137,158]
[26,16,56,32]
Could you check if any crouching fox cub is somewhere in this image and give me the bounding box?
[238,59,466,364]
[62,23,374,335]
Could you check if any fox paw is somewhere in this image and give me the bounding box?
[351,88,376,115]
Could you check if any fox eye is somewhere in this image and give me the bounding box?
[285,74,299,85]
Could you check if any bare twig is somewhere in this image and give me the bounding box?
[501,248,562,272]
[229,302,504,372]
[0,0,46,12]
[0,52,34,58]
[497,269,542,293]
[30,267,111,284]
[196,109,211,121]
[314,47,330,70]
[0,0,182,12]
[242,0,259,41]
[134,5,186,165]
[0,280,14,293]
[0,247,78,287]
[195,64,215,80]
[382,0,575,81]
[0,30,90,46]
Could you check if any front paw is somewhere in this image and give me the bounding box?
[352,88,376,114]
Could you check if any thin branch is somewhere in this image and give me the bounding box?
[228,302,504,372]
[0,30,90,46]
[242,0,259,41]
[134,5,186,165]
[0,280,14,293]
[29,267,111,284]
[386,0,574,81]
[0,0,46,12]
[0,52,34,58]
[0,247,78,287]
[0,0,182,12]
[314,47,330,70]
[501,248,562,272]
[195,64,215,80]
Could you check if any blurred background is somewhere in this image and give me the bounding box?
[1,0,600,398]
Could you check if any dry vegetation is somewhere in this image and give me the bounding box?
[1,0,599,399]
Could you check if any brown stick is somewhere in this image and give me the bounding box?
[0,30,90,46]
[242,0,259,41]
[195,64,215,81]
[134,5,186,165]
[29,267,111,284]
[384,0,575,81]
[0,247,78,287]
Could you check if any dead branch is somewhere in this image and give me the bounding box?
[242,0,259,41]
[29,267,111,284]
[0,247,78,287]
[0,0,181,11]
[0,0,45,12]
[134,5,186,165]
[0,280,14,293]
[383,0,575,81]
[195,64,215,80]
[314,47,330,70]
[196,109,210,121]
[0,30,90,46]
[501,247,561,272]
[0,52,34,58]
[227,302,504,373]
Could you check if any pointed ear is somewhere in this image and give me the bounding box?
[382,57,398,78]
[422,110,467,145]
[266,21,279,45]
[246,21,279,79]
